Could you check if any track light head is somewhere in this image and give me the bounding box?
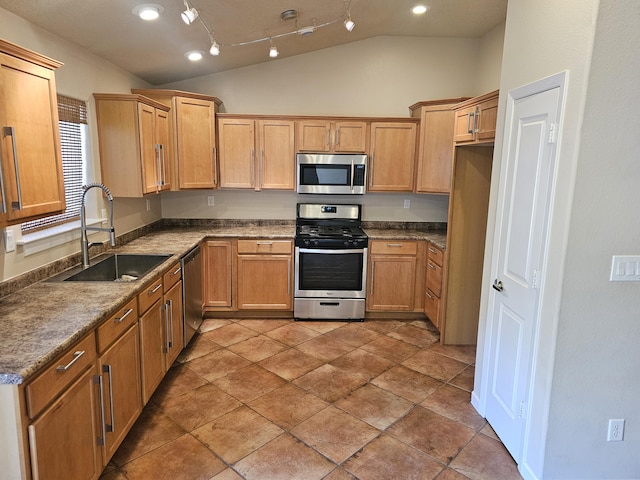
[344,17,355,32]
[209,40,220,56]
[269,45,279,58]
[181,0,199,24]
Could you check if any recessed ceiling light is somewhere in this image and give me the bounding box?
[132,4,164,21]
[185,50,204,61]
[412,5,429,15]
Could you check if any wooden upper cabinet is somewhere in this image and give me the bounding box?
[453,90,499,145]
[0,39,65,226]
[410,98,468,194]
[368,121,418,192]
[218,115,295,191]
[94,94,171,197]
[296,120,367,153]
[132,89,222,190]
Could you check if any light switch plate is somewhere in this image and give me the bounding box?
[4,229,16,253]
[610,255,640,281]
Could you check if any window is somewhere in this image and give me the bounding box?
[21,95,88,233]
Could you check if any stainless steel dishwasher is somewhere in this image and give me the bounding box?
[181,244,203,347]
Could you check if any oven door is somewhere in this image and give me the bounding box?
[295,247,367,298]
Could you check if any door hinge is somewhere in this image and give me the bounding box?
[518,400,527,418]
[531,269,540,289]
[548,122,557,144]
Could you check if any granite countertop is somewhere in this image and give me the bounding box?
[0,223,442,385]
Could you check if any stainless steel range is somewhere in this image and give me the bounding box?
[294,203,368,321]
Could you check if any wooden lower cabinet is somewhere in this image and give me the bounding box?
[424,242,444,329]
[27,366,102,480]
[203,239,233,309]
[138,298,165,404]
[367,240,418,311]
[164,279,184,368]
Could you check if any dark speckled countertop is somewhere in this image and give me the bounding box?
[0,224,444,385]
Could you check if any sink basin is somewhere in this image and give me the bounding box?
[52,254,171,282]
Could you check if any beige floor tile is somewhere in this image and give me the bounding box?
[192,406,283,464]
[227,334,288,362]
[236,318,291,333]
[436,468,472,480]
[450,365,475,392]
[176,334,221,363]
[213,364,287,403]
[265,322,321,346]
[329,348,395,381]
[234,434,335,480]
[449,434,522,480]
[185,348,251,382]
[258,347,324,381]
[427,343,477,364]
[361,319,405,334]
[323,323,381,347]
[291,406,379,463]
[387,406,475,464]
[296,335,356,361]
[112,404,184,466]
[387,324,439,347]
[323,467,358,479]
[421,384,486,431]
[160,383,242,431]
[99,470,128,480]
[344,434,445,480]
[198,318,233,333]
[122,434,226,480]
[335,384,413,430]
[480,423,500,441]
[209,468,245,480]
[249,383,327,430]
[402,349,468,382]
[150,363,208,404]
[299,320,348,333]
[372,365,444,403]
[200,322,258,346]
[293,364,367,402]
[360,334,421,363]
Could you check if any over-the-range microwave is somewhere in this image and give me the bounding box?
[296,153,367,195]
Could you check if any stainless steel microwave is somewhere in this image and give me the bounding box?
[296,153,367,195]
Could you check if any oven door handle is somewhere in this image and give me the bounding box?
[297,248,367,255]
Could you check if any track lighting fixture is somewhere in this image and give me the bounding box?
[269,45,279,58]
[344,17,355,32]
[181,0,199,25]
[209,40,220,56]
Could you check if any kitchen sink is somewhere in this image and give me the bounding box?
[49,254,171,282]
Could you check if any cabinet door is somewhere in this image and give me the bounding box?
[415,107,456,193]
[155,108,170,191]
[164,280,184,369]
[175,97,216,189]
[218,118,255,188]
[257,119,295,190]
[139,299,166,404]
[204,240,233,308]
[367,255,417,311]
[296,120,331,152]
[334,121,367,152]
[99,324,142,461]
[0,51,65,223]
[28,367,101,480]
[138,103,159,194]
[424,289,440,329]
[476,97,499,142]
[368,122,417,191]
[237,255,292,310]
[453,105,477,143]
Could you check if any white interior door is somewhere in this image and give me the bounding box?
[484,85,561,462]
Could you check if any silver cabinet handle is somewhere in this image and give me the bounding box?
[335,127,340,146]
[426,290,434,299]
[169,299,174,349]
[259,150,264,189]
[171,266,182,276]
[213,147,218,186]
[250,149,255,187]
[148,283,162,295]
[155,143,162,188]
[386,243,403,247]
[473,111,480,134]
[103,364,115,433]
[56,350,85,371]
[0,144,6,214]
[350,159,354,191]
[326,129,330,148]
[162,302,170,353]
[370,263,375,295]
[428,262,437,270]
[3,127,23,210]
[492,279,504,292]
[466,112,474,134]
[160,144,166,186]
[114,308,134,323]
[257,241,273,245]
[94,375,106,446]
[287,259,291,295]
[428,247,438,254]
[368,153,374,187]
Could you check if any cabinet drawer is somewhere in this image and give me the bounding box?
[425,289,440,329]
[427,243,444,266]
[163,262,182,291]
[138,276,163,314]
[25,332,97,419]
[237,239,292,254]
[370,240,418,255]
[97,297,138,353]
[426,260,443,297]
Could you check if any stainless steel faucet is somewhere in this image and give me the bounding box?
[80,183,116,267]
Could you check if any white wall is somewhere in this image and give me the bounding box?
[475,0,640,478]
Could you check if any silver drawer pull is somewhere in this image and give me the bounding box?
[171,266,181,276]
[428,247,438,254]
[148,284,162,295]
[428,262,437,270]
[257,241,273,245]
[386,243,403,247]
[56,350,85,372]
[114,308,134,323]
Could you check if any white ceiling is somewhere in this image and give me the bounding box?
[0,0,508,85]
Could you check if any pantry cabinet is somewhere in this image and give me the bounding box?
[236,240,293,310]
[367,240,419,311]
[132,89,222,190]
[368,121,418,192]
[296,119,367,153]
[217,116,295,190]
[94,93,171,197]
[453,90,499,145]
[410,98,468,194]
[0,39,65,227]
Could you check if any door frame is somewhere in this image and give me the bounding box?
[473,71,569,480]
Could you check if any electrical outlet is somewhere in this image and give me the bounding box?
[607,419,625,441]
[207,195,215,206]
[4,230,15,253]
[403,199,411,209]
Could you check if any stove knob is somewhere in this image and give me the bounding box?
[303,239,310,247]
[344,240,350,246]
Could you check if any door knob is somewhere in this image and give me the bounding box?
[492,279,504,292]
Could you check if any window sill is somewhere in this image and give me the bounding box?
[17,219,106,257]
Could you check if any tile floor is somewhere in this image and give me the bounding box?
[99,318,522,480]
